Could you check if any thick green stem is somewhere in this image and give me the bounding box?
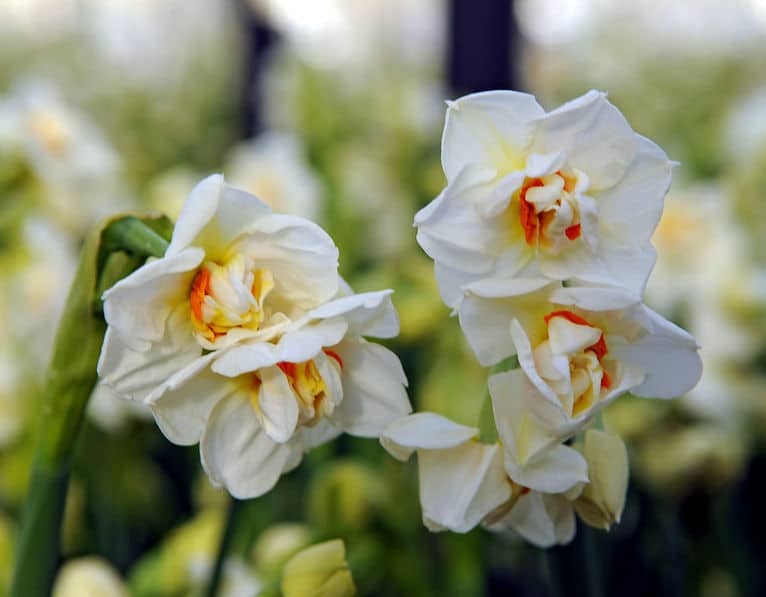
[9,466,68,597]
[10,215,171,597]
[206,497,245,597]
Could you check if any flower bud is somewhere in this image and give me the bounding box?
[281,539,356,597]
[574,429,628,530]
[52,557,128,597]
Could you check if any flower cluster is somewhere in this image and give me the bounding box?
[98,174,411,498]
[383,90,703,546]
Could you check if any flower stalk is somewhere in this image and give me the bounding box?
[10,215,170,597]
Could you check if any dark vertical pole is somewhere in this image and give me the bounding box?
[234,1,279,138]
[447,0,519,95]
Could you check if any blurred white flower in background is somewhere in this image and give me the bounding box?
[225,132,323,222]
[724,85,766,163]
[0,78,132,232]
[516,0,766,52]
[0,330,22,448]
[252,0,443,69]
[52,557,129,597]
[647,184,763,420]
[5,218,77,369]
[78,0,237,89]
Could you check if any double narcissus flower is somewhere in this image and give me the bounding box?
[98,175,410,498]
[415,90,673,307]
[380,412,629,547]
[389,88,703,548]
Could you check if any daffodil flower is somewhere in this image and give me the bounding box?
[459,282,702,436]
[98,174,340,402]
[381,412,580,547]
[146,288,410,499]
[380,413,511,533]
[415,90,673,307]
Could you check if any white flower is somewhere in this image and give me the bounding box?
[52,557,129,597]
[98,175,409,497]
[380,413,512,533]
[225,132,322,223]
[415,90,673,307]
[0,78,131,231]
[459,283,702,436]
[145,289,410,498]
[98,174,340,402]
[380,412,578,547]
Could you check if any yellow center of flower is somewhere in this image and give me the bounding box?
[515,169,587,255]
[533,310,612,417]
[250,350,344,428]
[189,254,274,344]
[26,110,69,156]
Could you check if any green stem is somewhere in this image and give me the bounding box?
[100,215,170,260]
[582,526,604,597]
[9,466,68,597]
[206,497,245,597]
[10,215,171,597]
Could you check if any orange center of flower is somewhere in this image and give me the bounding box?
[517,170,582,248]
[188,256,275,345]
[268,349,344,427]
[544,310,611,390]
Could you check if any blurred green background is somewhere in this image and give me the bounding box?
[1,1,766,595]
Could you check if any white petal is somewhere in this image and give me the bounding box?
[166,174,224,257]
[380,412,477,462]
[257,365,300,443]
[235,214,339,311]
[458,278,555,366]
[276,318,348,363]
[479,171,525,218]
[102,248,204,346]
[505,443,588,494]
[150,359,239,446]
[490,369,562,463]
[293,418,342,453]
[331,340,411,437]
[547,317,602,355]
[574,242,657,298]
[304,290,399,338]
[550,285,639,312]
[611,306,702,399]
[210,342,280,378]
[441,90,544,181]
[415,165,501,274]
[200,393,293,499]
[494,492,575,548]
[510,319,560,405]
[598,134,673,244]
[211,318,347,378]
[531,91,637,191]
[167,176,273,259]
[433,261,480,310]
[314,350,344,413]
[525,151,566,178]
[419,441,511,533]
[97,306,201,402]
